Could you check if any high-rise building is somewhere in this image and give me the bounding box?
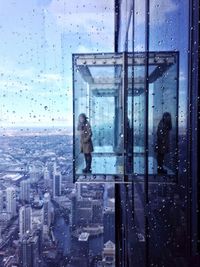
[71,190,77,230]
[0,190,3,213]
[43,192,52,231]
[70,231,90,266]
[78,232,90,266]
[53,171,62,197]
[44,166,50,180]
[19,234,40,267]
[103,207,115,243]
[102,240,115,267]
[20,179,30,203]
[77,198,93,226]
[29,165,41,183]
[92,200,103,224]
[76,182,82,200]
[19,205,32,238]
[6,187,16,218]
[43,165,51,188]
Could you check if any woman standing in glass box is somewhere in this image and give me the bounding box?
[77,113,93,173]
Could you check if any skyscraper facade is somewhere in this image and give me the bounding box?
[6,187,16,218]
[19,205,33,238]
[53,171,62,198]
[19,234,40,267]
[43,192,52,231]
[20,179,30,203]
[103,207,115,244]
[0,190,3,213]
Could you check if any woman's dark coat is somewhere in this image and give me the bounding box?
[78,121,93,154]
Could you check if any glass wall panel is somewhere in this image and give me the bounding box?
[148,0,189,179]
[132,182,146,266]
[126,56,146,177]
[73,54,125,181]
[147,0,189,265]
[116,0,193,264]
[73,52,179,182]
[133,63,146,177]
[125,52,179,180]
[0,1,116,266]
[126,58,134,175]
[134,0,146,53]
[119,0,133,51]
[115,183,145,266]
[148,53,178,180]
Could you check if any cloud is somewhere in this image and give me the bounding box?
[0,114,71,128]
[0,79,32,92]
[0,66,38,93]
[0,65,65,94]
[48,0,113,15]
[135,0,178,25]
[36,73,63,83]
[76,45,92,54]
[0,66,34,79]
[47,0,114,50]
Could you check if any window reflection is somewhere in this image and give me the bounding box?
[0,0,195,266]
[73,52,178,181]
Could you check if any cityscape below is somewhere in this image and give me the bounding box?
[0,0,199,266]
[0,129,116,267]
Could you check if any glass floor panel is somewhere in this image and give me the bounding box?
[76,154,124,175]
[94,146,144,154]
[75,154,175,180]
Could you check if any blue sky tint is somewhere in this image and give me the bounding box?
[0,0,114,127]
[0,0,189,129]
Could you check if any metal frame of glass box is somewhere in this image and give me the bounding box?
[72,52,179,183]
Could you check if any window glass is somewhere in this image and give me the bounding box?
[73,54,124,180]
[0,1,115,266]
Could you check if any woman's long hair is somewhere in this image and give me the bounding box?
[77,113,88,130]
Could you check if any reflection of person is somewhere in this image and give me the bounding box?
[77,113,93,173]
[155,112,172,174]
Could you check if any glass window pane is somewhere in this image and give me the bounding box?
[149,55,178,179]
[73,54,125,181]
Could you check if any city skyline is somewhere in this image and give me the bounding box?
[0,132,116,266]
[0,0,198,266]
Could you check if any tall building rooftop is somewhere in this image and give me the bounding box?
[78,232,90,242]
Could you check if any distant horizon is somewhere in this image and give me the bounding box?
[0,125,72,129]
[0,125,73,137]
[0,124,187,137]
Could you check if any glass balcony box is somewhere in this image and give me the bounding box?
[73,52,179,182]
